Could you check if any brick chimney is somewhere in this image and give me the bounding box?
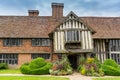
[28,10,39,16]
[51,3,64,18]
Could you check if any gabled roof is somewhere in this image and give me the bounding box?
[66,11,95,33]
[0,15,120,38]
[50,11,95,34]
[66,11,79,20]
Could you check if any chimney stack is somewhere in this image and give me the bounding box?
[28,10,39,16]
[51,3,64,18]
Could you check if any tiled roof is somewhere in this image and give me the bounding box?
[0,16,120,38]
[0,16,63,38]
[81,17,120,39]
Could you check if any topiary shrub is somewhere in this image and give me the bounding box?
[29,58,47,69]
[102,59,120,76]
[0,63,8,69]
[20,58,52,75]
[20,64,31,74]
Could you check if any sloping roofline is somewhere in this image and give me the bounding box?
[49,11,96,35]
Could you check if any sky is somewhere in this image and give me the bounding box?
[0,0,120,17]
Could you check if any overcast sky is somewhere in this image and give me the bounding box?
[0,0,120,17]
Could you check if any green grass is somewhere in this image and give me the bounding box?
[0,69,21,74]
[0,76,69,80]
[93,77,120,80]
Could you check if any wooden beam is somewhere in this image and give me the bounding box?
[82,31,85,49]
[73,20,75,28]
[54,32,58,51]
[81,24,85,29]
[79,22,81,29]
[76,21,78,28]
[63,23,65,29]
[57,32,60,50]
[85,31,88,49]
[61,31,64,50]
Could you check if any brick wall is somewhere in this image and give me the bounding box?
[0,38,52,68]
[0,39,51,53]
[18,53,31,67]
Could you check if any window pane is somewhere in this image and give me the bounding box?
[66,30,80,42]
[0,54,18,64]
[3,38,22,46]
[31,54,50,59]
[32,38,50,46]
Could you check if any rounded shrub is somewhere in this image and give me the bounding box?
[102,59,120,76]
[20,65,31,74]
[29,58,47,69]
[20,57,52,75]
[30,62,52,75]
[102,59,119,68]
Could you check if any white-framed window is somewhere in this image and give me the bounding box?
[0,54,18,64]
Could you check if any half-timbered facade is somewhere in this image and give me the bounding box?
[0,3,120,68]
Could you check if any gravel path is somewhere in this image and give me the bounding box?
[64,72,92,80]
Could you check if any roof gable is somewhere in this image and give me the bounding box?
[51,11,95,33]
[66,11,79,20]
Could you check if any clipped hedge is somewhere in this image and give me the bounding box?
[29,58,47,69]
[102,59,120,76]
[102,59,119,68]
[20,58,52,75]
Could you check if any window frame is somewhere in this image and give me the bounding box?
[65,30,81,42]
[31,38,50,47]
[0,54,18,65]
[3,38,22,47]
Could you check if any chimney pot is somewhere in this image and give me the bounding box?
[28,10,39,16]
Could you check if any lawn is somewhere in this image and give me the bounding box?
[0,76,69,80]
[93,77,120,80]
[0,69,21,74]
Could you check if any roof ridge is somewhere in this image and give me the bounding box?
[80,16,120,19]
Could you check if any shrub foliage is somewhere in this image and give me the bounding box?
[0,63,8,69]
[49,54,73,75]
[77,57,104,77]
[20,58,52,75]
[102,59,120,76]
